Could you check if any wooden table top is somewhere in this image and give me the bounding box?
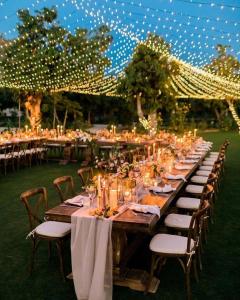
[45,156,204,234]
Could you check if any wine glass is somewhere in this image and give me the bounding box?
[86,185,97,207]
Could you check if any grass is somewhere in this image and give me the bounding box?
[0,131,239,300]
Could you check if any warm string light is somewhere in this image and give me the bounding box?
[227,100,240,134]
[0,0,239,96]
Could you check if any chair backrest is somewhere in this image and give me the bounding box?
[20,187,48,231]
[207,173,217,184]
[4,142,15,159]
[77,167,93,188]
[53,175,75,202]
[187,200,210,253]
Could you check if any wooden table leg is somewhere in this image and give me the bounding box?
[112,230,160,293]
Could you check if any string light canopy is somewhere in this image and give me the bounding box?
[0,0,239,99]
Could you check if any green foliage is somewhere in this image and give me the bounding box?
[117,33,179,115]
[1,7,113,92]
[203,45,240,125]
[205,44,240,79]
[169,101,190,133]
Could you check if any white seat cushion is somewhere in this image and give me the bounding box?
[209,154,218,157]
[190,175,208,184]
[199,165,213,171]
[185,184,204,194]
[205,158,216,162]
[176,197,201,210]
[196,170,211,177]
[164,213,192,229]
[35,221,71,238]
[150,233,194,255]
[202,161,215,166]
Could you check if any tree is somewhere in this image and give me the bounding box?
[117,33,179,133]
[0,7,112,129]
[204,44,240,126]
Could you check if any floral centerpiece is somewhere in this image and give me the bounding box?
[89,205,118,218]
[152,163,165,177]
[117,161,133,178]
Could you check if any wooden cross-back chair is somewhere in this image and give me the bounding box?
[1,143,17,175]
[53,175,75,203]
[147,200,210,300]
[77,167,93,188]
[20,187,71,280]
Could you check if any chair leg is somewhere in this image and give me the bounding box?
[56,239,65,281]
[30,238,37,274]
[185,263,192,300]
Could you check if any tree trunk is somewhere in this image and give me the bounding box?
[25,94,42,130]
[148,110,158,135]
[53,102,56,129]
[63,108,68,130]
[18,97,21,129]
[87,111,91,125]
[136,93,144,119]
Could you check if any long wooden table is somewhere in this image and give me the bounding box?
[45,155,205,292]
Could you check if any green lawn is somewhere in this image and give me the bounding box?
[0,131,239,300]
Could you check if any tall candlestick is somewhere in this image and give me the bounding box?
[153,143,156,160]
[97,175,101,208]
[147,146,151,161]
[157,149,161,161]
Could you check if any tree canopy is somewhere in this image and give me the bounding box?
[0,7,113,92]
[117,34,179,133]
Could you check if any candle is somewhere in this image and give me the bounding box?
[157,149,161,161]
[109,189,118,208]
[25,125,28,132]
[57,125,60,136]
[153,143,156,160]
[147,146,151,161]
[123,190,131,203]
[97,175,101,208]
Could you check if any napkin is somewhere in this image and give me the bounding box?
[175,164,192,170]
[165,173,186,182]
[187,154,201,159]
[129,203,160,217]
[179,159,198,164]
[149,184,176,194]
[65,194,89,207]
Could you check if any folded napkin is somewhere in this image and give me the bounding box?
[165,173,186,182]
[175,164,192,170]
[129,203,160,217]
[180,159,198,164]
[149,184,176,194]
[65,194,90,207]
[197,146,211,150]
[187,154,201,159]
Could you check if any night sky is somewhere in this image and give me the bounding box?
[0,0,239,76]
